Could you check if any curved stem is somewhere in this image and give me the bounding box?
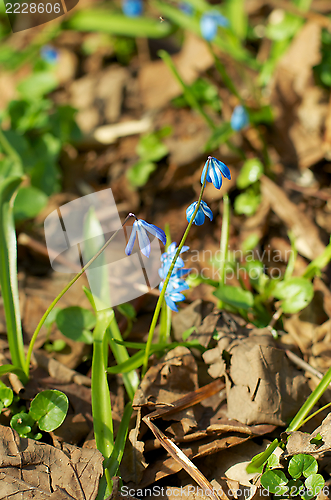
[25,214,134,373]
[142,160,211,376]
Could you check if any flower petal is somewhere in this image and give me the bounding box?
[125,222,138,256]
[140,220,167,246]
[212,157,231,180]
[137,222,151,257]
[208,163,223,189]
[165,295,179,312]
[200,201,213,221]
[186,202,197,221]
[193,208,205,225]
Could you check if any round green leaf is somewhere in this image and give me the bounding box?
[273,278,314,313]
[0,381,13,408]
[260,470,288,494]
[10,411,35,437]
[14,186,48,220]
[127,160,156,188]
[214,285,254,310]
[234,191,261,216]
[29,390,69,432]
[303,474,325,500]
[237,158,264,189]
[56,306,96,344]
[288,454,318,479]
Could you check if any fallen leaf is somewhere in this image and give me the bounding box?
[204,329,310,425]
[0,425,103,499]
[260,175,326,260]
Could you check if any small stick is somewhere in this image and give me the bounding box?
[140,380,228,500]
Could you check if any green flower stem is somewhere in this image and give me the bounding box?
[300,401,331,428]
[25,214,134,374]
[158,49,216,131]
[286,365,331,433]
[142,160,211,376]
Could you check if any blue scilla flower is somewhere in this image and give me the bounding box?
[179,2,194,16]
[159,277,189,312]
[40,45,59,64]
[186,200,213,226]
[231,105,249,131]
[160,242,189,277]
[201,156,231,190]
[125,219,166,258]
[122,0,143,17]
[200,11,229,42]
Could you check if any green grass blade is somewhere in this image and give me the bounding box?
[107,318,140,401]
[0,175,26,376]
[66,11,172,38]
[92,309,115,460]
[104,401,132,478]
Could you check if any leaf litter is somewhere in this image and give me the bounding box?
[1,0,331,498]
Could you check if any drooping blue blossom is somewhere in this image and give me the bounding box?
[159,243,190,312]
[40,45,59,64]
[179,2,194,16]
[201,156,231,190]
[160,277,189,312]
[200,11,229,42]
[230,105,249,131]
[186,200,213,226]
[125,219,166,257]
[122,0,143,17]
[160,242,189,277]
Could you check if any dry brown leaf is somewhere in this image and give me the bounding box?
[0,425,103,499]
[260,175,326,260]
[283,412,331,458]
[270,21,327,169]
[133,346,199,436]
[204,329,309,425]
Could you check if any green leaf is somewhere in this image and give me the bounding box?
[29,390,69,432]
[0,380,13,410]
[127,160,157,187]
[266,452,280,469]
[56,306,96,344]
[225,0,247,40]
[43,307,60,329]
[288,454,318,479]
[10,411,35,437]
[260,470,288,494]
[137,132,169,162]
[214,285,254,310]
[67,11,172,38]
[8,99,51,133]
[0,174,26,376]
[14,186,48,221]
[303,474,325,500]
[237,158,264,189]
[104,402,132,477]
[17,72,58,100]
[246,439,280,473]
[273,277,314,313]
[234,191,261,216]
[116,303,136,320]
